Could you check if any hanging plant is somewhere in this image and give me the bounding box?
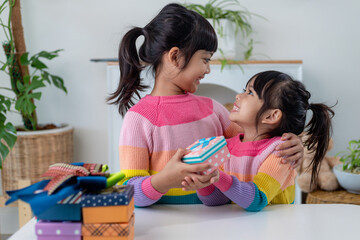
[183,0,264,62]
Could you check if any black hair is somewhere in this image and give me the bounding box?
[107,3,218,116]
[248,70,335,187]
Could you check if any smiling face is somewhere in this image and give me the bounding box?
[173,50,212,93]
[229,78,264,130]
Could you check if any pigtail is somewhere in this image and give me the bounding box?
[305,103,335,187]
[107,27,148,116]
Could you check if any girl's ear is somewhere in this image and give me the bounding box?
[168,47,181,67]
[262,109,282,125]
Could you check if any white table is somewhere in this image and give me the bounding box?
[9,204,359,240]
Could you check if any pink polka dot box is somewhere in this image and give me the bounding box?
[182,136,230,175]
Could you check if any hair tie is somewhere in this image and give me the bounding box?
[308,103,314,111]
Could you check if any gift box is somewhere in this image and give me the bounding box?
[182,136,230,175]
[82,214,135,240]
[37,191,83,221]
[82,185,134,224]
[35,220,81,240]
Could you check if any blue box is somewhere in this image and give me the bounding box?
[37,191,82,221]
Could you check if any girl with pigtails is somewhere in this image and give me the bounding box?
[182,71,334,211]
[108,4,304,207]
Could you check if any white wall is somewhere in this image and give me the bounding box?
[1,0,359,166]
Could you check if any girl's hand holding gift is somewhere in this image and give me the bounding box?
[181,170,220,191]
[151,149,214,193]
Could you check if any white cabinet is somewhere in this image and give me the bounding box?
[107,60,303,203]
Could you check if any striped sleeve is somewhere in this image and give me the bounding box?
[213,154,296,212]
[118,111,164,207]
[252,153,296,207]
[197,184,230,206]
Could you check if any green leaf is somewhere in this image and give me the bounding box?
[0,122,17,167]
[41,71,51,84]
[0,115,5,126]
[4,99,11,110]
[0,106,5,115]
[16,81,25,92]
[244,39,254,60]
[0,143,10,168]
[2,123,17,148]
[337,139,360,172]
[20,52,30,66]
[1,62,7,71]
[28,92,42,100]
[0,105,6,116]
[27,77,46,92]
[0,97,11,112]
[37,50,62,60]
[15,97,35,116]
[23,75,30,85]
[50,75,68,93]
[220,59,227,71]
[14,75,46,116]
[30,58,48,70]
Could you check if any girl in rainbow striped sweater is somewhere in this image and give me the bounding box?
[109,4,304,207]
[182,71,334,211]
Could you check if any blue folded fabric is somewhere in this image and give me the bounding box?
[6,176,107,215]
[6,180,50,205]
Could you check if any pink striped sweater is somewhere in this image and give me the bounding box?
[118,93,242,206]
[197,134,297,211]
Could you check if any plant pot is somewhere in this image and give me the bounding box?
[1,124,74,198]
[208,19,237,60]
[333,164,360,194]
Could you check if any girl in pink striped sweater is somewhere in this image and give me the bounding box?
[182,71,334,211]
[108,4,304,207]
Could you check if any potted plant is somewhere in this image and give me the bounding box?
[333,139,360,194]
[183,0,262,65]
[0,0,73,197]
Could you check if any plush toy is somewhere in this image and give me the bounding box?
[296,136,341,193]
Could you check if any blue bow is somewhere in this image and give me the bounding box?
[190,137,216,150]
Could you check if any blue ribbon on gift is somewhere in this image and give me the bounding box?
[190,137,216,150]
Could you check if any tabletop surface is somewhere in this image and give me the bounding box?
[9,204,360,240]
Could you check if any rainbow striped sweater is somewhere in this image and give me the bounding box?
[118,93,241,207]
[197,134,297,211]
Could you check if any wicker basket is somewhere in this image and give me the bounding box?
[306,190,360,205]
[1,124,74,198]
